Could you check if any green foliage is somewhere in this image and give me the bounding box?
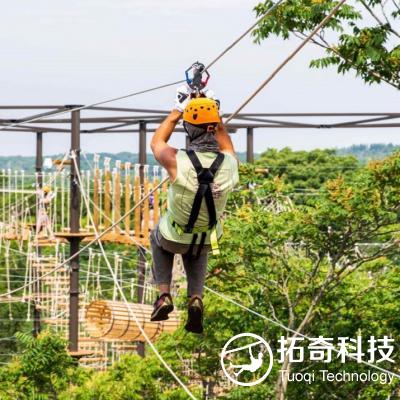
[63,352,200,400]
[0,149,399,399]
[337,143,400,163]
[0,330,87,400]
[256,147,359,189]
[253,0,400,88]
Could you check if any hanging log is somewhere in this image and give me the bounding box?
[85,300,180,342]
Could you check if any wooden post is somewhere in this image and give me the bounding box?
[114,161,121,234]
[104,158,111,229]
[134,169,140,240]
[142,167,149,242]
[152,167,160,226]
[124,163,131,235]
[34,131,43,337]
[246,127,254,164]
[93,155,100,230]
[137,121,147,357]
[69,110,81,352]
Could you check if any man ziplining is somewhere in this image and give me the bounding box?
[149,82,239,334]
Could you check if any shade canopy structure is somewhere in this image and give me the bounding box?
[1,105,399,164]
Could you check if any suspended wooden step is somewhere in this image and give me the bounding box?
[96,231,150,247]
[55,231,95,240]
[68,349,95,359]
[53,159,71,167]
[0,296,27,304]
[85,300,180,342]
[34,237,67,246]
[3,229,31,241]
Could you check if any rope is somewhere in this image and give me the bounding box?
[225,0,348,124]
[0,0,284,133]
[80,151,150,255]
[0,151,70,222]
[0,173,168,298]
[204,287,400,379]
[72,154,197,400]
[205,0,285,69]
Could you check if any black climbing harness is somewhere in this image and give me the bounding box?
[171,149,225,259]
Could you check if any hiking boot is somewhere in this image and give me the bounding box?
[150,293,174,322]
[185,296,204,334]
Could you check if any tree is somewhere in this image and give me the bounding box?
[0,330,87,400]
[253,0,400,88]
[173,151,400,399]
[62,350,200,400]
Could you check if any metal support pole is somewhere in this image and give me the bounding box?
[246,127,254,163]
[33,132,43,337]
[185,135,190,150]
[138,121,147,166]
[69,111,81,352]
[137,121,146,357]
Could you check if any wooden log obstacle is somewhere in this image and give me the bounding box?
[85,300,180,342]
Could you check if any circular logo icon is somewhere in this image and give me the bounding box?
[220,333,273,387]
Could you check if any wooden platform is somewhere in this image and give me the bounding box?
[34,238,67,246]
[68,349,95,358]
[55,231,95,240]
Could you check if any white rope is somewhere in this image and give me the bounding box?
[80,151,150,253]
[204,287,400,379]
[72,153,197,400]
[1,151,70,221]
[73,168,400,379]
[0,173,168,299]
[0,0,284,133]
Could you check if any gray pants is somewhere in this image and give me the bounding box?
[150,225,210,296]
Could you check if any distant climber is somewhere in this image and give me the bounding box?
[149,86,239,333]
[36,186,55,240]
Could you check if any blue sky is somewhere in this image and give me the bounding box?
[0,0,398,156]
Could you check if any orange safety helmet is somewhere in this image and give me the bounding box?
[43,186,51,193]
[183,97,220,125]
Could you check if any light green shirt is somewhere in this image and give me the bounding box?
[159,150,239,244]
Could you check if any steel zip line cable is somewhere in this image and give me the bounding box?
[71,154,197,400]
[225,0,348,124]
[6,0,396,382]
[0,0,349,304]
[65,186,400,381]
[204,287,400,380]
[0,0,284,133]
